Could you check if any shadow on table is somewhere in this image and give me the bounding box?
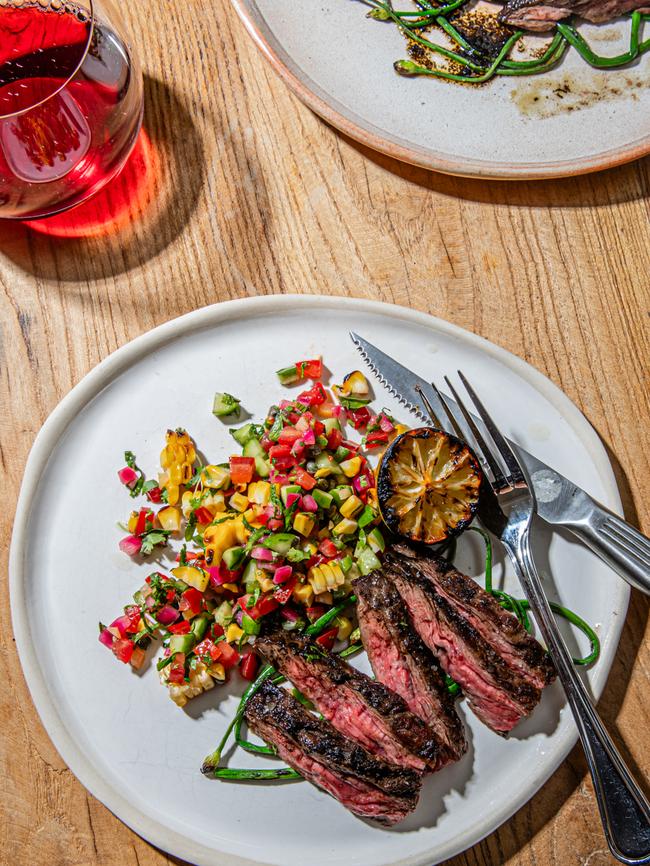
[0,76,205,282]
[339,129,650,208]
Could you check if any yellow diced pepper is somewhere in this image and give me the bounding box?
[229,492,249,513]
[248,481,271,506]
[340,456,362,478]
[208,663,226,682]
[221,582,239,592]
[302,540,318,557]
[294,513,315,537]
[395,424,409,436]
[226,623,244,643]
[293,582,314,606]
[157,506,182,532]
[127,511,139,534]
[171,565,208,592]
[334,615,354,641]
[333,517,358,535]
[315,467,333,479]
[258,576,275,593]
[340,495,364,518]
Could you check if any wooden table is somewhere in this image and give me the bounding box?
[1,3,649,865]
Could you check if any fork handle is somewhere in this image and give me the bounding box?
[567,511,650,596]
[510,534,650,864]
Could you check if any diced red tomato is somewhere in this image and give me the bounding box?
[306,553,326,570]
[278,427,302,446]
[294,467,317,490]
[195,638,223,662]
[218,642,240,668]
[194,506,214,525]
[327,428,343,450]
[341,439,361,452]
[306,604,327,623]
[315,627,338,651]
[124,605,143,632]
[146,486,163,503]
[298,382,327,406]
[365,430,389,448]
[240,652,259,681]
[229,456,255,484]
[112,638,135,664]
[239,593,280,620]
[273,576,297,605]
[167,620,191,635]
[212,623,225,638]
[312,419,325,436]
[297,359,323,380]
[347,407,372,430]
[318,538,339,559]
[269,444,296,471]
[168,656,186,684]
[179,587,203,616]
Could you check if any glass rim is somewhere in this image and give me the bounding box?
[0,0,95,121]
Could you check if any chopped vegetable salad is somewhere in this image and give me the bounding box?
[99,360,407,707]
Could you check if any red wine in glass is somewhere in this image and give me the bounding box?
[0,0,143,220]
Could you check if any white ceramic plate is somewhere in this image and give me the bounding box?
[11,295,628,866]
[232,0,650,178]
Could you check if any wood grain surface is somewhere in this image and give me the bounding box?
[1,3,649,865]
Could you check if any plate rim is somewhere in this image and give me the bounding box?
[231,0,650,180]
[9,294,629,866]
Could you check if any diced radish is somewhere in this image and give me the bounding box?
[302,428,316,446]
[280,605,301,622]
[156,605,180,626]
[378,414,395,433]
[119,535,142,556]
[273,565,293,585]
[278,399,292,409]
[285,492,301,508]
[251,546,274,561]
[98,628,114,648]
[110,614,133,637]
[332,405,344,419]
[301,495,318,513]
[117,466,138,488]
[267,518,284,530]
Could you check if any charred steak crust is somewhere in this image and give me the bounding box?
[409,551,555,686]
[245,680,421,801]
[255,631,442,767]
[354,573,467,759]
[385,552,542,713]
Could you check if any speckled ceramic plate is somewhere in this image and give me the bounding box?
[232,0,650,178]
[10,297,628,866]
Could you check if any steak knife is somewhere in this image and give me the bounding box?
[350,332,650,595]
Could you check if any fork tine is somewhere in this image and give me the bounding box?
[429,382,464,440]
[415,384,444,429]
[456,371,526,485]
[443,376,507,490]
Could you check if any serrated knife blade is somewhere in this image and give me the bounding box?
[350,332,650,594]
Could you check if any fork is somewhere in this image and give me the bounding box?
[418,373,650,866]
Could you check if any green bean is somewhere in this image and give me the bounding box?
[211,767,301,780]
[557,12,643,68]
[306,594,357,637]
[395,31,523,84]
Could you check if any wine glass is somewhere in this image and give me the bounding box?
[0,0,144,220]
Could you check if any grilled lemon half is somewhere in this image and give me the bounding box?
[377,427,481,545]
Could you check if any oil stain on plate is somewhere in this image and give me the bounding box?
[511,70,650,119]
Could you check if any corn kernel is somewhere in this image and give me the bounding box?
[340,495,364,518]
[329,562,346,586]
[226,623,244,642]
[203,464,230,489]
[204,492,226,513]
[229,492,249,513]
[333,517,358,535]
[294,513,315,537]
[308,566,327,594]
[209,663,226,682]
[340,456,362,477]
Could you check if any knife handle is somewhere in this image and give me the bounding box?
[568,508,650,596]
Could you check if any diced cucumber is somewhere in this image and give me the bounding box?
[214,600,233,627]
[276,365,299,385]
[231,423,258,446]
[356,545,382,575]
[264,532,297,554]
[334,446,352,463]
[191,614,211,642]
[169,634,195,654]
[331,485,353,505]
[315,452,339,473]
[367,527,386,554]
[312,488,333,509]
[212,392,241,418]
[323,418,341,434]
[281,485,301,506]
[339,554,354,573]
[255,456,271,478]
[316,435,329,449]
[241,613,261,635]
[243,438,264,458]
[243,560,258,592]
[223,546,246,570]
[358,505,377,529]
